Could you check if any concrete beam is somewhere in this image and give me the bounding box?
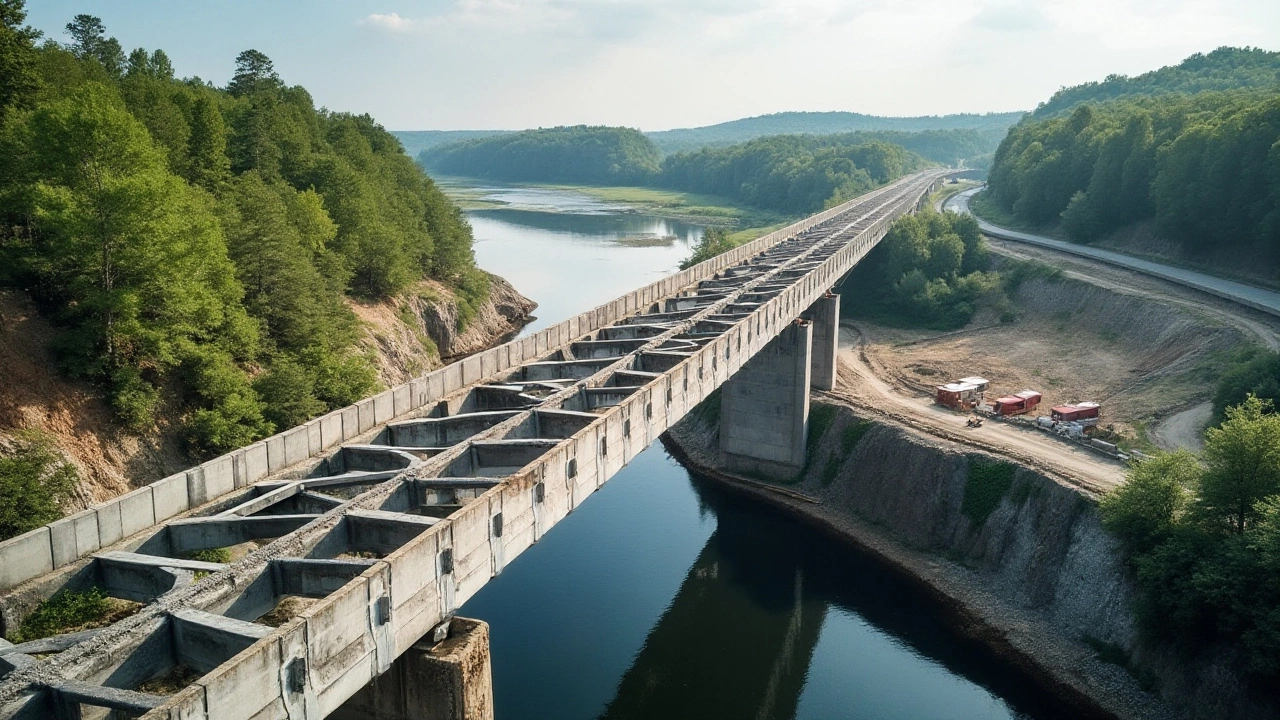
[301,470,401,490]
[274,558,376,597]
[96,551,221,602]
[1,629,105,657]
[163,515,317,555]
[47,679,164,716]
[346,510,441,556]
[171,608,271,674]
[217,482,303,517]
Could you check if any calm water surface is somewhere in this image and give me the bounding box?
[462,182,701,336]
[457,184,1078,720]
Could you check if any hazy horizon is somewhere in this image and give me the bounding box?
[24,1,1280,132]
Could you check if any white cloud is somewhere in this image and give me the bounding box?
[339,0,1280,129]
[360,12,426,32]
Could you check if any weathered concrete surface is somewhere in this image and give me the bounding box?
[332,618,492,720]
[719,322,812,480]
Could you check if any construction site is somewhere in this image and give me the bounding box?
[826,216,1280,494]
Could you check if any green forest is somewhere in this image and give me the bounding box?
[656,136,926,214]
[420,125,662,184]
[645,110,1023,154]
[1101,396,1280,688]
[839,210,1002,330]
[0,7,485,460]
[986,48,1280,266]
[1032,46,1280,118]
[419,127,974,216]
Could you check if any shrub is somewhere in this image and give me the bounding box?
[962,457,1016,526]
[0,431,77,541]
[13,588,111,642]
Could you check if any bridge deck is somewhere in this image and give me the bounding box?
[0,170,945,720]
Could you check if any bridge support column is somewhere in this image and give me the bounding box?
[718,321,812,480]
[332,617,493,720]
[804,292,840,391]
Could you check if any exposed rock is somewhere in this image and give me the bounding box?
[665,401,1278,720]
[349,273,536,386]
[420,273,537,359]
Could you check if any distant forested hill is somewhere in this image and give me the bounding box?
[1032,46,1280,118]
[391,130,509,157]
[646,111,1024,153]
[985,47,1280,274]
[418,124,931,215]
[419,126,662,184]
[657,137,926,214]
[778,129,1000,169]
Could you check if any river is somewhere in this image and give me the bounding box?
[453,181,1079,720]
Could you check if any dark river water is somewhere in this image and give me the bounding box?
[456,182,1077,720]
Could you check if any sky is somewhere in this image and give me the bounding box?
[23,0,1280,132]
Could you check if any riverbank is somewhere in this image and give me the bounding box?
[663,400,1278,720]
[433,175,792,240]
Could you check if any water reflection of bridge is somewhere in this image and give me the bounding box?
[601,483,825,720]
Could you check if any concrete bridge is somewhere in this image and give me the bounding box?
[0,170,946,720]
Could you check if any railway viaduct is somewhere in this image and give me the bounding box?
[0,169,946,720]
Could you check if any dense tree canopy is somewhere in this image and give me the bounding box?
[1032,46,1280,119]
[656,136,925,214]
[1101,396,1280,684]
[988,90,1280,266]
[839,210,1000,329]
[420,125,662,185]
[0,6,483,456]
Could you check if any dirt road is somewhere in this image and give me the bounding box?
[829,323,1128,494]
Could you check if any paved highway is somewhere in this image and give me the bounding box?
[944,187,1280,319]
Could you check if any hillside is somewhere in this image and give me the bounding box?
[391,129,509,157]
[1032,46,1280,118]
[0,7,533,533]
[419,125,662,184]
[985,47,1280,281]
[0,279,533,517]
[646,110,1025,153]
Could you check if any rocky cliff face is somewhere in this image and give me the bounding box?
[349,272,536,386]
[665,401,1278,720]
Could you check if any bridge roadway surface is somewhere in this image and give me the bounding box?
[944,187,1280,319]
[0,170,947,719]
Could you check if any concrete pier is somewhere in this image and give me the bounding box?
[332,617,493,720]
[805,293,840,392]
[718,322,813,480]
